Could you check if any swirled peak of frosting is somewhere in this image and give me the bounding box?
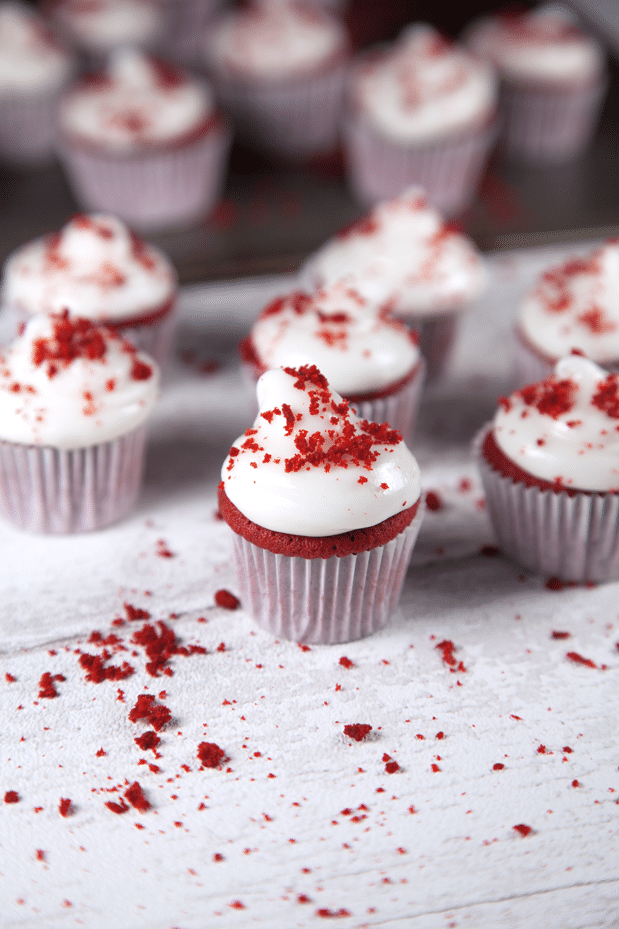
[0,3,71,92]
[249,283,420,396]
[221,365,421,535]
[465,7,604,85]
[3,213,176,323]
[206,0,347,80]
[58,49,214,150]
[493,355,619,492]
[50,0,164,55]
[518,241,619,363]
[0,311,159,448]
[352,23,497,143]
[302,187,487,317]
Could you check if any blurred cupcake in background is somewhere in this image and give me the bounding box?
[0,2,74,165]
[2,213,178,367]
[45,0,165,70]
[343,23,498,214]
[301,187,487,381]
[56,48,231,230]
[464,5,607,164]
[203,0,350,159]
[240,281,425,441]
[162,0,226,67]
[514,240,619,387]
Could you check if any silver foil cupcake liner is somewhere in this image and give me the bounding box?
[57,121,231,230]
[475,425,619,583]
[209,56,348,157]
[0,427,147,534]
[230,501,425,644]
[500,74,607,165]
[343,114,498,216]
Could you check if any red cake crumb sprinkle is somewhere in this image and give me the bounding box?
[105,798,129,814]
[385,761,400,774]
[4,791,19,803]
[128,694,171,731]
[96,747,106,757]
[552,630,571,639]
[539,253,599,313]
[518,377,576,419]
[431,763,441,773]
[229,901,245,910]
[59,798,72,817]
[425,490,443,511]
[298,894,312,904]
[124,602,150,622]
[36,849,45,862]
[436,731,444,740]
[135,731,161,752]
[339,656,354,669]
[38,672,65,699]
[435,640,466,673]
[563,746,573,753]
[343,724,372,742]
[493,763,505,771]
[32,310,106,377]
[592,373,619,419]
[198,742,226,769]
[566,651,597,669]
[513,824,533,837]
[78,652,134,683]
[537,744,548,754]
[214,589,240,610]
[4,673,16,682]
[124,782,150,812]
[572,779,580,787]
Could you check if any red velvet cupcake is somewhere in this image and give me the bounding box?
[220,364,424,643]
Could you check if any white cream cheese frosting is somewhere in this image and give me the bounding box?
[249,283,420,396]
[493,355,619,492]
[0,311,159,448]
[51,0,164,55]
[205,0,346,80]
[0,3,72,94]
[222,365,421,535]
[351,23,497,143]
[518,241,619,363]
[465,8,604,86]
[302,187,487,317]
[58,48,214,150]
[2,213,176,323]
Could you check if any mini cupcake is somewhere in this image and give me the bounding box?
[475,355,619,583]
[203,0,349,158]
[56,48,230,230]
[464,7,606,164]
[0,2,74,165]
[344,23,498,214]
[2,213,178,367]
[240,282,425,440]
[301,187,488,381]
[46,0,165,70]
[0,310,159,534]
[514,240,619,388]
[219,364,424,643]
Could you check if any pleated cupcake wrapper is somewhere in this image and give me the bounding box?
[0,426,147,534]
[0,86,66,165]
[57,121,231,231]
[513,328,619,390]
[241,358,425,442]
[394,312,460,384]
[500,74,607,165]
[231,502,425,644]
[475,425,619,583]
[343,115,498,216]
[211,57,347,157]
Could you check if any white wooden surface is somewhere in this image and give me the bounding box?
[1,247,618,929]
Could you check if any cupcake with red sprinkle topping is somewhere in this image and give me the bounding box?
[239,282,425,441]
[0,310,158,533]
[219,364,424,643]
[475,354,619,582]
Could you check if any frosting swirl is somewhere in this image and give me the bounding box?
[50,0,164,56]
[351,23,497,143]
[302,187,487,317]
[2,213,176,324]
[221,365,421,535]
[247,283,420,396]
[0,3,71,93]
[0,312,159,449]
[518,241,619,363]
[493,355,619,492]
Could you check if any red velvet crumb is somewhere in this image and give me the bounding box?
[425,490,443,511]
[551,630,571,639]
[59,798,72,817]
[566,651,597,669]
[124,782,150,812]
[513,824,533,837]
[198,742,226,769]
[32,310,106,377]
[4,791,19,803]
[214,589,240,610]
[38,672,65,699]
[339,656,354,669]
[343,724,372,742]
[135,731,161,752]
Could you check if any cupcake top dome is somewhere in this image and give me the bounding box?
[465,7,604,85]
[493,355,619,492]
[244,282,421,397]
[47,0,164,57]
[2,213,176,323]
[0,310,159,448]
[302,187,487,317]
[0,2,72,93]
[58,48,216,151]
[205,0,347,81]
[350,23,497,143]
[221,364,421,536]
